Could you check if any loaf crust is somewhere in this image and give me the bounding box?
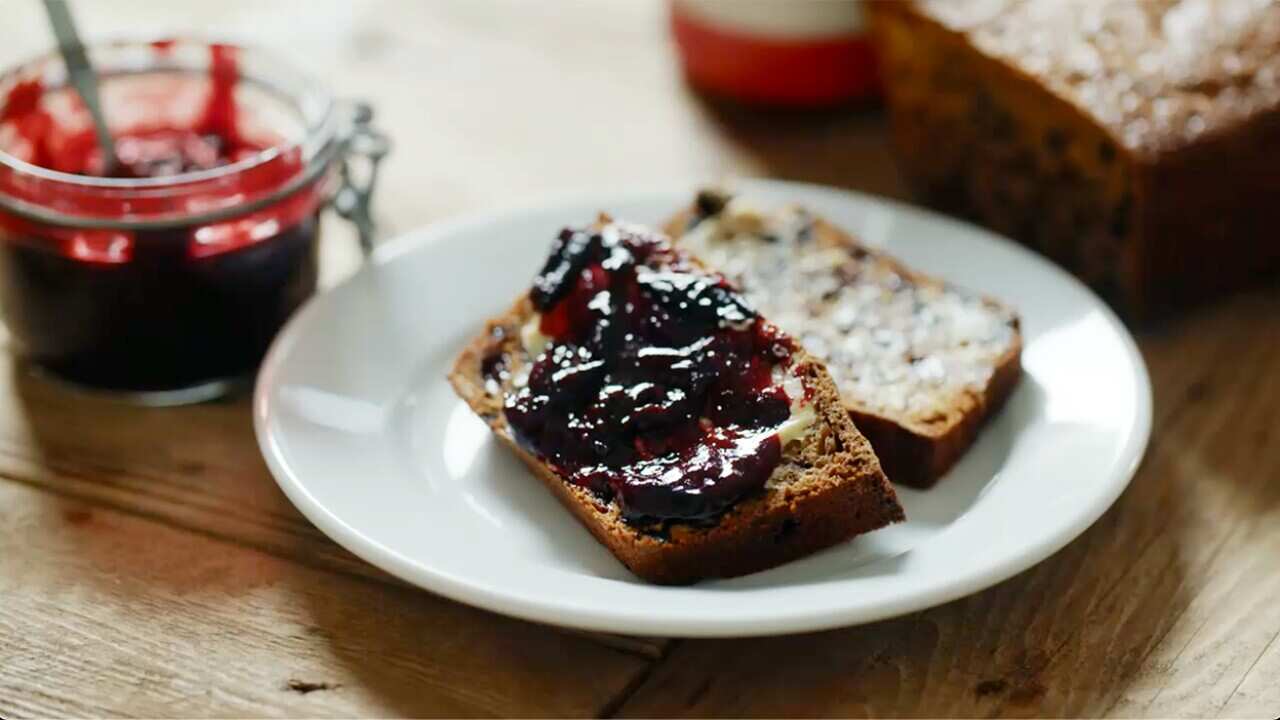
[665,205,1022,488]
[870,1,1280,318]
[449,292,903,585]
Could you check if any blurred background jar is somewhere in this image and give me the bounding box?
[671,0,880,107]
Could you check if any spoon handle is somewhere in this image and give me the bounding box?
[42,0,117,174]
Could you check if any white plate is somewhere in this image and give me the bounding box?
[255,179,1151,638]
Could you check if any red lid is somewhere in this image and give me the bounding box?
[671,0,881,107]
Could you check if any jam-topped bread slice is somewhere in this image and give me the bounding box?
[666,191,1022,487]
[449,217,902,584]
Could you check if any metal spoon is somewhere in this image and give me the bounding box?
[42,0,117,175]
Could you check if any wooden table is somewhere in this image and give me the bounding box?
[2,2,1277,717]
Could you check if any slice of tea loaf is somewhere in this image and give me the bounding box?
[450,216,903,584]
[667,191,1022,487]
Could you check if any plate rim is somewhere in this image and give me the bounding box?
[254,179,1153,637]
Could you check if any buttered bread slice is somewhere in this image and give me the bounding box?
[667,191,1022,487]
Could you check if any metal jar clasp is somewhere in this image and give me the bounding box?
[334,102,391,255]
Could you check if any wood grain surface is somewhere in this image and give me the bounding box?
[0,1,1277,717]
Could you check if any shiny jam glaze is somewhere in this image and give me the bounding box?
[0,43,324,392]
[502,222,802,525]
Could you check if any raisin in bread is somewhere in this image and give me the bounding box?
[666,191,1021,487]
[449,217,903,584]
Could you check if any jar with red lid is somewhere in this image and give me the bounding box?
[671,0,880,107]
[0,38,386,404]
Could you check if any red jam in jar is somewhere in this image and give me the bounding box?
[0,40,349,400]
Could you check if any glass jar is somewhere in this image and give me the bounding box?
[0,38,386,404]
[670,0,881,106]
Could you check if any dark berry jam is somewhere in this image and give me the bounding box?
[504,222,801,524]
[0,218,317,391]
[0,43,324,393]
